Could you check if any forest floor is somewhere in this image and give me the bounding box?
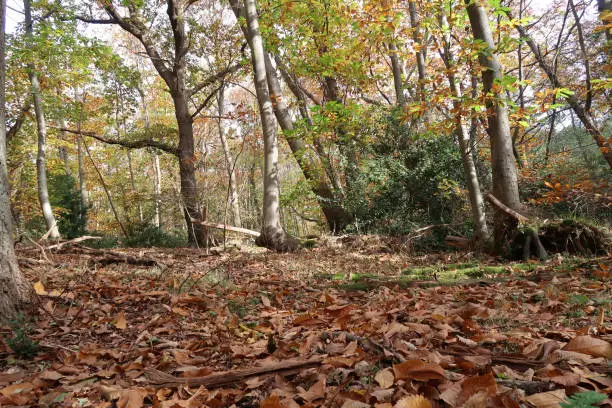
[1,239,611,408]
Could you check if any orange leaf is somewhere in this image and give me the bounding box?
[394,395,432,408]
[114,312,127,330]
[392,360,445,382]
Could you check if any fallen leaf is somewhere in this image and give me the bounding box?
[115,312,127,330]
[562,335,612,358]
[393,360,445,382]
[34,281,47,295]
[374,368,395,389]
[298,377,326,402]
[394,395,432,408]
[458,373,497,406]
[0,382,34,396]
[342,398,371,408]
[524,389,566,408]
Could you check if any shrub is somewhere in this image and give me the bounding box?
[5,313,39,359]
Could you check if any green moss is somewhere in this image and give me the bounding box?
[402,266,437,278]
[482,266,508,275]
[444,262,478,270]
[339,282,377,292]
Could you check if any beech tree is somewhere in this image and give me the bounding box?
[230,0,298,251]
[466,0,521,250]
[0,0,32,323]
[75,1,242,246]
[24,0,60,239]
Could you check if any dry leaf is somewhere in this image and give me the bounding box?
[298,377,326,402]
[524,389,566,408]
[393,360,445,382]
[374,368,395,389]
[342,398,371,408]
[261,394,283,408]
[33,281,47,295]
[563,335,612,358]
[0,382,34,396]
[394,395,432,408]
[115,312,127,330]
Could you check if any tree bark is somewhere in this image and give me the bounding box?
[0,0,32,323]
[438,11,489,245]
[408,1,426,100]
[231,0,298,251]
[217,86,242,228]
[25,0,60,239]
[466,0,521,252]
[389,43,406,108]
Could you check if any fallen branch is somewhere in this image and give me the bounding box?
[145,356,324,388]
[496,379,556,395]
[195,221,261,237]
[485,193,528,222]
[57,244,163,267]
[46,236,102,251]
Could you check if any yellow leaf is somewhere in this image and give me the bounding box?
[33,281,48,295]
[115,312,127,330]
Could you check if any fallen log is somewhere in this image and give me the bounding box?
[195,221,261,238]
[145,356,324,388]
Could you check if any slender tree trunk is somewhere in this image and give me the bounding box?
[25,0,60,239]
[466,0,521,252]
[408,1,426,100]
[439,11,489,245]
[137,87,162,228]
[58,115,71,176]
[389,43,406,108]
[126,149,143,222]
[217,86,242,228]
[173,92,207,247]
[0,0,32,323]
[263,53,351,232]
[232,0,298,251]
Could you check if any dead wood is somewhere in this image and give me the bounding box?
[445,235,472,249]
[46,236,102,251]
[485,193,528,222]
[496,379,556,395]
[57,244,163,267]
[195,220,261,237]
[145,356,324,388]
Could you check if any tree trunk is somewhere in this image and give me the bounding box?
[389,43,406,108]
[25,0,60,239]
[138,86,162,228]
[466,1,521,252]
[126,149,144,222]
[408,1,426,100]
[263,53,351,233]
[438,11,489,245]
[58,114,71,176]
[217,86,242,228]
[174,93,207,247]
[233,0,298,251]
[0,0,32,323]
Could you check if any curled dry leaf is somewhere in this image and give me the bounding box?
[114,311,127,330]
[394,395,432,408]
[341,398,371,408]
[374,368,395,389]
[562,335,612,358]
[298,377,326,402]
[392,360,445,382]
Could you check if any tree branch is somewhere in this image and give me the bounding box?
[7,100,31,141]
[59,128,179,156]
[191,85,224,119]
[188,63,243,98]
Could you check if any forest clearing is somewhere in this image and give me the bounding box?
[0,0,611,406]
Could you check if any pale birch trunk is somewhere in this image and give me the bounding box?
[217,86,242,228]
[0,0,32,323]
[25,0,60,239]
[231,0,298,251]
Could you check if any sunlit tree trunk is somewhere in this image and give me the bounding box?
[439,11,489,245]
[408,1,426,100]
[25,0,60,239]
[0,0,32,323]
[466,0,521,251]
[231,0,298,251]
[217,86,242,228]
[389,43,406,108]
